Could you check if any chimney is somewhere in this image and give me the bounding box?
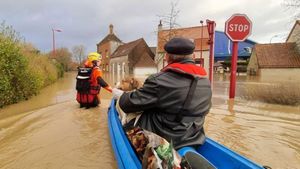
[158,20,162,32]
[109,24,114,34]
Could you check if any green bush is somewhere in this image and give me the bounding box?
[0,22,61,107]
[54,61,64,78]
[24,53,57,86]
[0,34,37,106]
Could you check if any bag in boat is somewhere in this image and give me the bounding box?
[126,127,182,169]
[126,127,216,169]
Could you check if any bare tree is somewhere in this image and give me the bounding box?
[155,0,181,65]
[157,0,181,41]
[72,45,86,64]
[282,0,300,19]
[282,0,300,50]
[53,47,73,71]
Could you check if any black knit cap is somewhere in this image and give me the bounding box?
[164,37,195,55]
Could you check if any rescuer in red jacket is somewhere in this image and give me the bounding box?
[85,52,112,104]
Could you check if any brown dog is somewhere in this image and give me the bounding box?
[115,77,143,125]
[116,77,141,91]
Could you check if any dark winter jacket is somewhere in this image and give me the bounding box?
[119,59,212,149]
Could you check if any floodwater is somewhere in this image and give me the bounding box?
[0,72,299,169]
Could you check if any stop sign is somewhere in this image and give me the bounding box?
[225,14,252,42]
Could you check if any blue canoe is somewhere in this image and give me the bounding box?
[108,99,265,169]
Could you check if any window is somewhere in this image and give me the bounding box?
[105,50,108,58]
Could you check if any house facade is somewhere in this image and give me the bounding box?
[247,20,300,82]
[96,24,123,72]
[156,23,210,72]
[97,25,156,75]
[286,20,300,52]
[214,31,256,62]
[110,38,156,75]
[247,43,300,82]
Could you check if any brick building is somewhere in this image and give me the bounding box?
[156,22,210,72]
[247,20,300,82]
[97,24,123,72]
[97,24,156,74]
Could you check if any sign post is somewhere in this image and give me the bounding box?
[225,14,252,99]
[207,20,216,86]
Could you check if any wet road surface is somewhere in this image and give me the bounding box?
[0,72,299,169]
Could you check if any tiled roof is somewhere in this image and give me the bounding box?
[254,43,300,68]
[111,38,144,57]
[157,26,210,53]
[97,34,122,46]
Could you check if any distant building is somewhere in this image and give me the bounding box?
[286,20,300,52]
[214,62,224,73]
[156,23,210,72]
[110,38,156,75]
[155,23,256,73]
[97,25,156,75]
[214,31,256,61]
[247,20,300,81]
[247,43,300,81]
[97,24,123,72]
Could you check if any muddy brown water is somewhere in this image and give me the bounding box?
[0,72,299,169]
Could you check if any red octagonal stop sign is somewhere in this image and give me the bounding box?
[225,14,252,42]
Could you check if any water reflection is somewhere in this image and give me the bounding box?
[208,74,300,168]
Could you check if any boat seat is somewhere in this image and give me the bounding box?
[178,147,217,169]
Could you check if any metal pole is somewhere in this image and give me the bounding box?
[52,29,55,57]
[200,20,203,61]
[229,42,238,98]
[207,20,215,85]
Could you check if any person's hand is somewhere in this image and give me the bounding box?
[104,86,113,93]
[112,88,124,99]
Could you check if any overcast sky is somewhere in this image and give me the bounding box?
[0,0,298,53]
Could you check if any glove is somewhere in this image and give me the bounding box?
[112,88,124,100]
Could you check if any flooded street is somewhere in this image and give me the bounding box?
[0,73,116,169]
[0,72,299,169]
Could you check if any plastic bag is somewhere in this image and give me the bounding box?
[126,127,181,169]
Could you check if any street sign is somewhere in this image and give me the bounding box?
[224,14,252,99]
[225,14,252,42]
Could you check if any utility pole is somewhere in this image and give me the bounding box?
[52,28,62,57]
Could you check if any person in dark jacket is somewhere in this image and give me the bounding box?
[112,37,212,150]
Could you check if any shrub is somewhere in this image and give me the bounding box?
[21,43,59,87]
[0,32,37,106]
[0,22,61,107]
[241,82,300,106]
[52,59,64,78]
[51,48,73,72]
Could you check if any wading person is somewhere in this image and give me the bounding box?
[76,52,112,108]
[112,37,212,149]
